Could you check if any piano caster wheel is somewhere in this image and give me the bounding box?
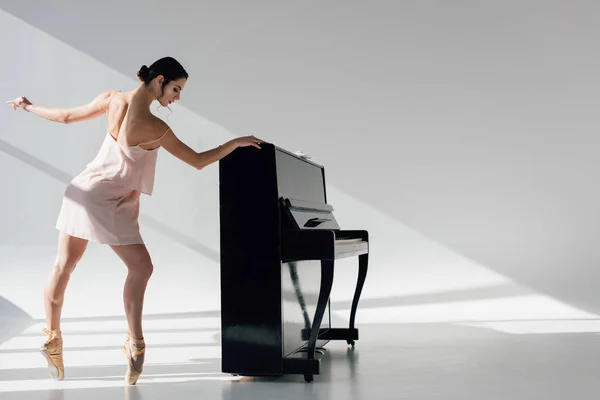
[347,339,355,346]
[304,374,314,383]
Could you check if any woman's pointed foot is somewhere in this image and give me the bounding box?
[123,332,145,385]
[40,328,64,381]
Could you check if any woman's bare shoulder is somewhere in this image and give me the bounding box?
[149,115,171,135]
[134,115,171,146]
[104,90,127,113]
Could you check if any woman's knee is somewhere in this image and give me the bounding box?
[53,233,87,276]
[128,259,154,281]
[138,263,154,280]
[52,256,78,276]
[112,244,154,280]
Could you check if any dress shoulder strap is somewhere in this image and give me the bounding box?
[139,126,172,146]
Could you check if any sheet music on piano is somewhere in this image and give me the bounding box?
[293,149,312,160]
[219,142,369,382]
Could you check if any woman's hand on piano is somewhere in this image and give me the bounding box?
[233,135,263,149]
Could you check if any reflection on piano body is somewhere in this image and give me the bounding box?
[219,142,369,382]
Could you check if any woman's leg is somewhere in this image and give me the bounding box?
[110,243,154,339]
[45,232,89,330]
[110,243,154,384]
[41,231,88,380]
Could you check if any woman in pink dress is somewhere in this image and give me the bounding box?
[7,56,262,384]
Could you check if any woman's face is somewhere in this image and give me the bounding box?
[154,77,187,106]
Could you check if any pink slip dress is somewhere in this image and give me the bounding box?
[55,127,170,245]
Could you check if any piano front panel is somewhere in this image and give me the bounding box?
[274,148,333,355]
[282,260,331,357]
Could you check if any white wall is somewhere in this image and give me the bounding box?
[1,1,600,331]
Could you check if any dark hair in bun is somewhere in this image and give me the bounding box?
[137,65,151,82]
[136,57,188,96]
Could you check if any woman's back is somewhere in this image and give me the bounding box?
[106,91,167,150]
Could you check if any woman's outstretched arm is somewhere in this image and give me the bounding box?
[159,128,263,170]
[6,90,119,124]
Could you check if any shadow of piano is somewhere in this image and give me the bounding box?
[219,142,369,382]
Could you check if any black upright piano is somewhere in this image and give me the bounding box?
[219,142,369,382]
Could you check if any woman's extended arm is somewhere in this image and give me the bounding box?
[6,91,118,124]
[159,128,263,170]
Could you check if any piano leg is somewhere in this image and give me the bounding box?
[304,259,334,383]
[348,253,369,346]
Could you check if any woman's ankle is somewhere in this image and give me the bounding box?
[127,332,144,344]
[43,327,62,338]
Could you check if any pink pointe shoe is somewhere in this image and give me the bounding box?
[40,328,64,381]
[123,332,146,385]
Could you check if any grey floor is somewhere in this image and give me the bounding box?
[1,318,599,400]
[1,242,598,399]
